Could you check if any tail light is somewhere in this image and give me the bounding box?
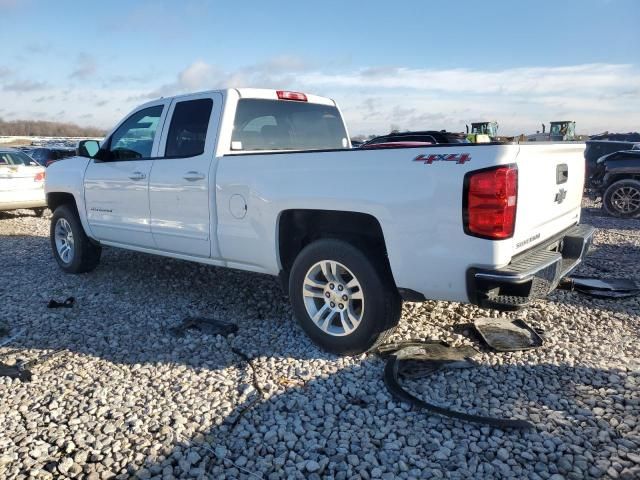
[463,165,517,239]
[276,90,307,102]
[34,172,46,182]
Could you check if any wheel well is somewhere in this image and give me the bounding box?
[606,174,640,187]
[47,192,77,213]
[278,209,392,278]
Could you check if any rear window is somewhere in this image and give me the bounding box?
[231,99,348,151]
[0,151,33,165]
[165,98,213,157]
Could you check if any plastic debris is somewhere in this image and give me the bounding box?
[559,276,640,299]
[0,349,65,382]
[473,318,544,352]
[169,317,238,337]
[47,297,75,308]
[226,347,264,430]
[377,340,533,430]
[0,327,26,348]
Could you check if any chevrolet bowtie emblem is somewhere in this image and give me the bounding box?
[554,188,567,204]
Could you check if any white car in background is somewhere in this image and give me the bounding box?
[0,149,47,216]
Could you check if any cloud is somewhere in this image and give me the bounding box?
[0,66,11,78]
[141,55,310,100]
[1,57,638,136]
[34,95,56,103]
[137,60,639,135]
[3,80,48,92]
[298,63,637,97]
[70,53,97,80]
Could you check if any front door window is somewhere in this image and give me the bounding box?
[108,105,164,160]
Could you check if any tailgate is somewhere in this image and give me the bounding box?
[512,143,585,254]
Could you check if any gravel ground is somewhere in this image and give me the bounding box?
[0,200,639,480]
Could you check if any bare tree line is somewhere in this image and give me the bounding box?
[0,118,105,137]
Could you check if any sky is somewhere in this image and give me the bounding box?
[0,0,639,136]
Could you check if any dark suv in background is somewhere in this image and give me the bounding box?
[29,147,76,167]
[584,133,640,178]
[589,145,640,218]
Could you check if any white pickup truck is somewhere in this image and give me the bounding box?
[45,88,594,354]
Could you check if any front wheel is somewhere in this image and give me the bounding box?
[50,204,102,273]
[603,179,640,218]
[289,239,401,355]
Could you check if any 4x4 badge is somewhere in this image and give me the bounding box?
[413,153,471,165]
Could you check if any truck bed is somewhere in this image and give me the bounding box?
[216,142,586,303]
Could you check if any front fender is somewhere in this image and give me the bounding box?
[45,157,94,238]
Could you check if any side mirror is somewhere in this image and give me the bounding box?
[77,140,100,158]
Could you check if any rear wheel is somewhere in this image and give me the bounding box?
[289,239,401,355]
[603,179,640,218]
[50,204,102,273]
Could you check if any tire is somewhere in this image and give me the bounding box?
[603,179,640,218]
[33,207,47,217]
[289,238,401,355]
[50,204,102,273]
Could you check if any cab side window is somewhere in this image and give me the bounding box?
[108,105,164,161]
[165,99,213,158]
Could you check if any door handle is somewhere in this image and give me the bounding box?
[129,171,146,181]
[183,171,205,181]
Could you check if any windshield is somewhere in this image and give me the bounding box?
[232,99,348,151]
[551,123,567,135]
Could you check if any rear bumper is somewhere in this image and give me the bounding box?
[467,224,596,310]
[0,200,47,211]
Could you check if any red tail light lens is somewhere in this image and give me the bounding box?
[464,165,517,239]
[276,90,307,102]
[34,172,46,182]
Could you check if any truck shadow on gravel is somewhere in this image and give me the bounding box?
[1,233,638,478]
[6,313,638,479]
[159,362,636,480]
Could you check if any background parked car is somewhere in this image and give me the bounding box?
[589,145,640,218]
[29,147,76,167]
[0,148,47,216]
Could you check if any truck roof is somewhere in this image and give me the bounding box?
[142,88,337,108]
